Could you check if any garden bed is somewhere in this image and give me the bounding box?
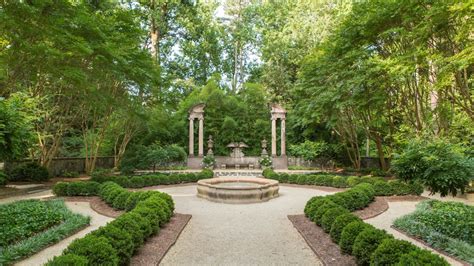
[0,199,90,264]
[289,215,356,266]
[131,213,191,265]
[393,200,474,265]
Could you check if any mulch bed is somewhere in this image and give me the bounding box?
[353,197,388,220]
[62,196,123,218]
[288,215,356,266]
[131,213,192,266]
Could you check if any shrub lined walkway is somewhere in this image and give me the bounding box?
[16,201,113,266]
[158,185,327,265]
[365,201,463,266]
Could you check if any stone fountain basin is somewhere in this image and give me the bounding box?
[197,177,279,204]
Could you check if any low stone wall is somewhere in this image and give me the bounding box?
[4,157,115,176]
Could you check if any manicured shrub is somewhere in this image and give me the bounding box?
[395,249,449,266]
[133,206,162,232]
[135,194,172,222]
[53,182,69,196]
[8,162,49,182]
[370,238,417,265]
[66,181,100,196]
[112,190,131,210]
[329,213,361,243]
[46,254,88,266]
[90,168,114,183]
[347,176,360,187]
[352,227,392,265]
[296,175,308,184]
[359,176,384,185]
[304,196,325,218]
[124,192,142,211]
[353,183,375,199]
[332,175,348,188]
[312,199,338,224]
[344,189,370,211]
[262,168,275,178]
[321,207,349,233]
[373,181,393,196]
[339,221,372,254]
[129,176,145,188]
[320,175,333,186]
[64,235,119,266]
[113,176,130,187]
[124,212,153,238]
[110,214,145,248]
[92,225,134,265]
[199,169,214,179]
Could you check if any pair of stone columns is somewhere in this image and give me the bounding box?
[189,117,204,156]
[188,104,206,157]
[271,117,286,156]
[270,103,286,157]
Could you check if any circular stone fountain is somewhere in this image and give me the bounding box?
[197,177,279,203]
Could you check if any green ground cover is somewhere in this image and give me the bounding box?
[0,199,90,264]
[394,200,474,264]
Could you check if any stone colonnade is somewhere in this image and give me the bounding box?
[270,104,286,157]
[188,103,205,157]
[187,103,288,169]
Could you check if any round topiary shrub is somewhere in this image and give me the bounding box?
[353,183,375,199]
[321,207,349,233]
[339,221,372,254]
[110,214,145,248]
[8,162,49,182]
[104,187,125,205]
[53,182,69,196]
[64,235,119,265]
[395,249,449,266]
[136,194,172,222]
[312,199,339,224]
[112,191,131,210]
[124,192,142,211]
[92,225,135,265]
[373,181,393,196]
[304,196,324,218]
[124,212,153,238]
[46,254,88,266]
[132,206,162,232]
[347,176,360,187]
[352,227,393,265]
[113,176,131,187]
[329,213,361,243]
[129,176,145,188]
[370,238,417,265]
[332,175,348,188]
[296,175,308,185]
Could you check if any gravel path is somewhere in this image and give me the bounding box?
[158,185,329,266]
[16,201,113,266]
[365,201,462,266]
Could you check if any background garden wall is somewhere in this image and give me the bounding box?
[4,157,115,176]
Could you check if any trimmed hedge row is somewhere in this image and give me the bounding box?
[91,169,214,187]
[48,180,175,265]
[53,169,214,197]
[263,169,423,196]
[303,183,448,265]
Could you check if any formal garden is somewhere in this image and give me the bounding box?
[1,0,473,265]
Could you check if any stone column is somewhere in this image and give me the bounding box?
[198,117,204,156]
[189,118,194,156]
[281,118,286,156]
[271,118,277,156]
